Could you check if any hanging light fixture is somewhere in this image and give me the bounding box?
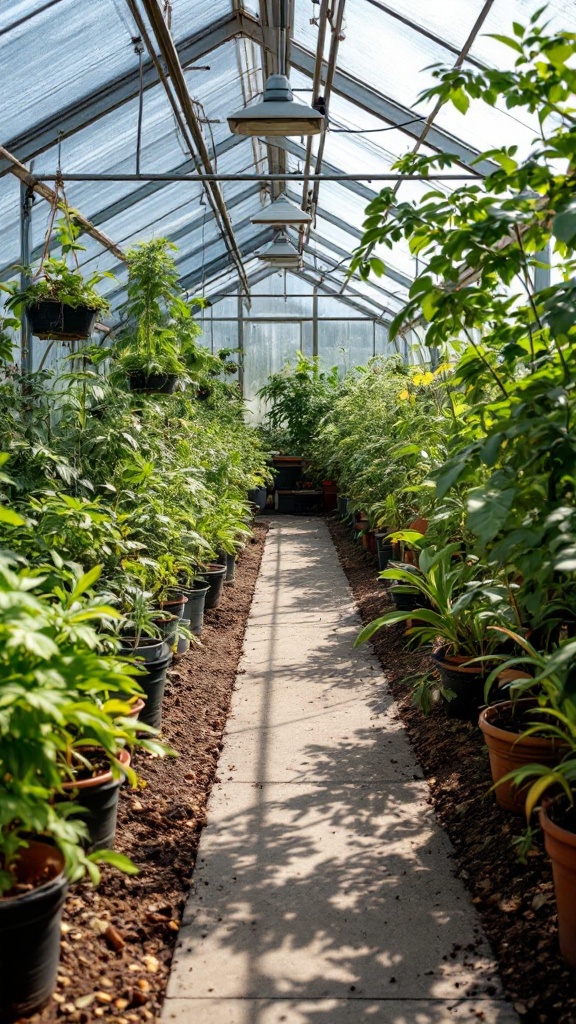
[257,230,302,269]
[227,0,324,137]
[251,193,312,226]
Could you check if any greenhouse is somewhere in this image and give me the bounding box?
[1,0,576,1022]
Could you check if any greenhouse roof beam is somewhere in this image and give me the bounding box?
[0,145,125,262]
[132,0,250,298]
[0,12,244,177]
[299,266,391,322]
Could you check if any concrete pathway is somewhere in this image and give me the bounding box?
[163,518,518,1024]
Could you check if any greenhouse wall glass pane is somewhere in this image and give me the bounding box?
[250,273,314,296]
[375,323,398,359]
[247,295,313,318]
[243,321,301,419]
[318,321,374,373]
[318,297,365,319]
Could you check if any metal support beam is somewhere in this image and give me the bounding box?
[33,171,481,183]
[237,291,245,395]
[312,287,318,357]
[0,146,125,261]
[180,229,271,291]
[19,183,33,374]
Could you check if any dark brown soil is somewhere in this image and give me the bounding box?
[328,518,576,1024]
[28,520,269,1024]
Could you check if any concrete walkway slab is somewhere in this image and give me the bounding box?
[163,518,517,1024]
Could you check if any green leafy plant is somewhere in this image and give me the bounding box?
[349,14,576,646]
[258,353,341,460]
[3,216,112,317]
[0,556,173,894]
[355,543,513,658]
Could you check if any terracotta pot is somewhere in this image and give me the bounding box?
[540,801,576,968]
[478,700,563,814]
[408,516,429,535]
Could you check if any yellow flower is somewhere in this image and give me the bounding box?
[399,388,411,400]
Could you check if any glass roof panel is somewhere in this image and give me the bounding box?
[368,0,485,54]
[0,0,138,141]
[294,0,461,110]
[469,0,576,66]
[169,0,233,40]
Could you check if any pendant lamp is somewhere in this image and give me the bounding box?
[251,193,312,226]
[227,0,324,137]
[257,230,302,269]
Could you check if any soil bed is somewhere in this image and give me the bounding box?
[328,517,576,1024]
[28,520,269,1024]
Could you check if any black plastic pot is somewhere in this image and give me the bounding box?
[120,636,165,664]
[337,495,348,519]
[26,300,97,341]
[0,842,68,1022]
[195,564,226,610]
[375,532,394,572]
[152,613,179,646]
[62,749,130,852]
[159,591,187,620]
[247,487,267,512]
[390,585,422,612]
[127,371,178,394]
[181,583,210,635]
[431,648,490,721]
[136,650,173,729]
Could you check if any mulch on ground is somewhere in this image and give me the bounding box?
[29,520,269,1024]
[328,518,576,1024]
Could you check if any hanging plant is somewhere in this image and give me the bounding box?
[3,188,113,341]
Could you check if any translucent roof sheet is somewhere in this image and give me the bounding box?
[0,0,574,327]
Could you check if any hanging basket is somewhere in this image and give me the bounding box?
[127,371,179,394]
[26,299,97,341]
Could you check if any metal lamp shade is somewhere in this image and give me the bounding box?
[228,75,324,137]
[251,194,312,226]
[257,231,302,269]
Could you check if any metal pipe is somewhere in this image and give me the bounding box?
[34,172,482,182]
[303,0,347,251]
[300,0,329,225]
[135,0,251,298]
[19,182,33,375]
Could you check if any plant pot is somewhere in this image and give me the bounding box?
[120,636,165,664]
[159,591,187,620]
[151,613,179,646]
[224,553,236,584]
[26,299,97,341]
[540,800,576,968]
[479,699,564,814]
[61,749,131,852]
[390,585,421,612]
[432,647,491,721]
[375,532,394,572]
[181,583,210,634]
[322,480,338,514]
[0,842,68,1022]
[127,371,178,394]
[337,495,348,519]
[195,564,226,610]
[247,487,267,513]
[136,649,173,729]
[126,697,146,720]
[176,619,191,656]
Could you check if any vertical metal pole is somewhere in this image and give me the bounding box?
[534,243,551,292]
[20,182,33,375]
[312,287,318,358]
[372,319,376,358]
[237,292,244,396]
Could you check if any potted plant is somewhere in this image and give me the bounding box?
[3,216,112,341]
[478,630,568,814]
[112,239,189,393]
[0,556,170,1020]
[355,543,514,718]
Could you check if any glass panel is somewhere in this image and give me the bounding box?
[243,321,301,419]
[317,321,374,373]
